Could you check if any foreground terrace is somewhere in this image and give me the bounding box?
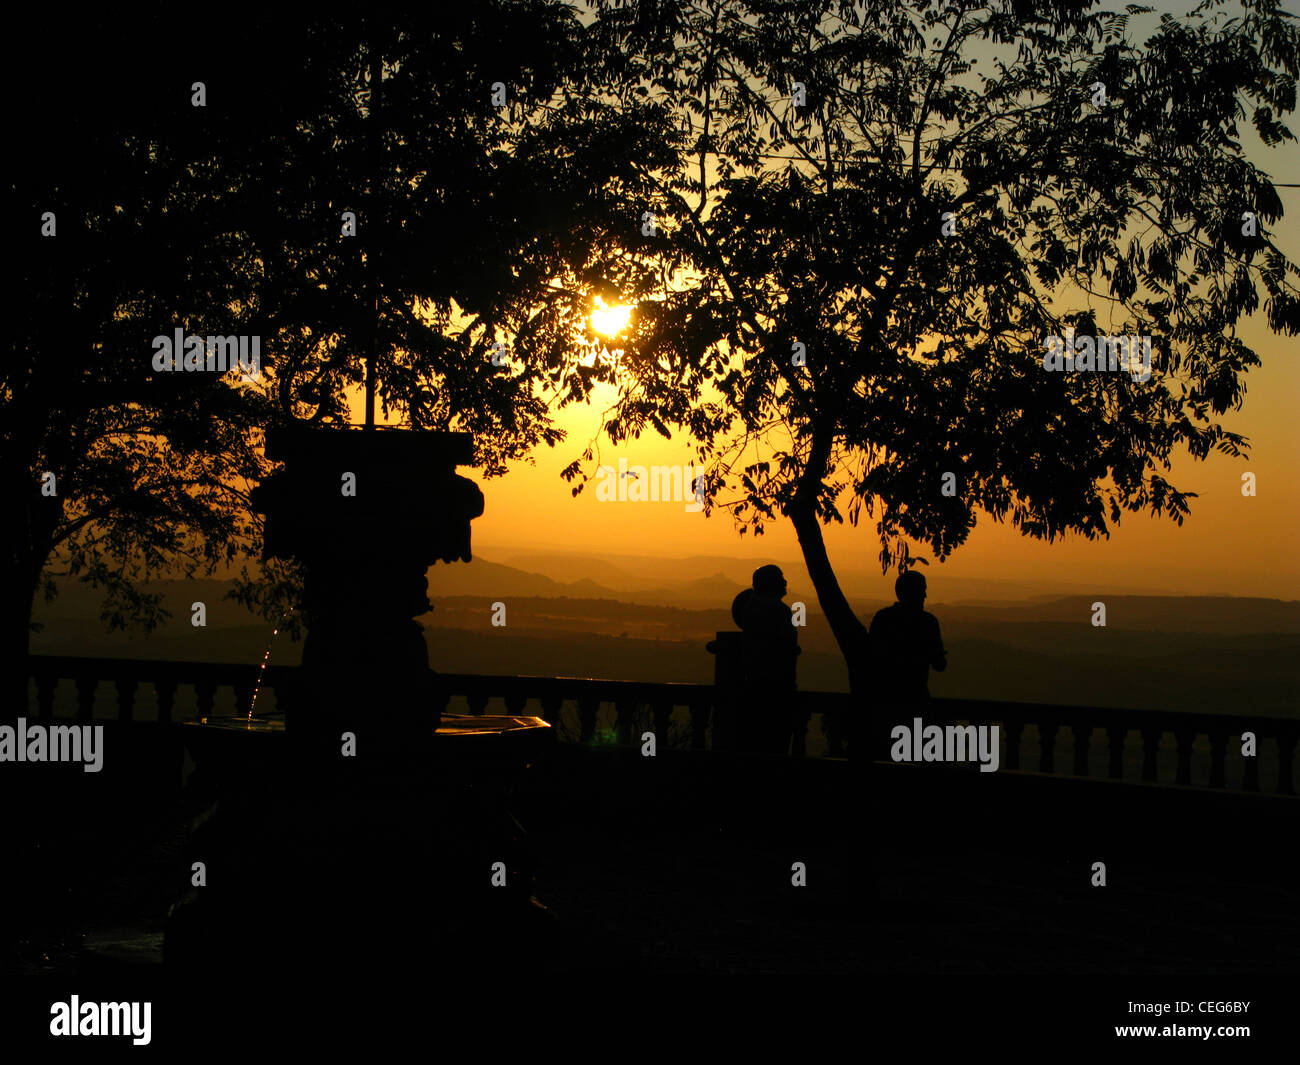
[7,653,1297,977]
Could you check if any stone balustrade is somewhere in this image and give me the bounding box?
[20,654,1297,795]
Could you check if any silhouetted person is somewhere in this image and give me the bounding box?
[730,587,753,629]
[736,565,800,753]
[869,570,946,705]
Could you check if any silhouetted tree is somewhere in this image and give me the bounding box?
[4,3,677,701]
[578,0,1300,677]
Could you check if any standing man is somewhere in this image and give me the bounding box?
[869,570,947,706]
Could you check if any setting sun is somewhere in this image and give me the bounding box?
[591,297,632,337]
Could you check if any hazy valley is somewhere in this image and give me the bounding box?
[28,550,1300,717]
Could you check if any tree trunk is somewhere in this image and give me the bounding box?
[788,430,876,768]
[789,502,870,689]
[787,423,871,695]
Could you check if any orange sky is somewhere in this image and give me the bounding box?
[348,228,1300,600]
[356,11,1300,601]
[466,329,1298,598]
[468,200,1300,599]
[347,281,1299,600]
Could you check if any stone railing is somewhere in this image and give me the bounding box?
[20,655,1298,795]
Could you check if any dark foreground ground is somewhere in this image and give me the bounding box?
[7,732,1297,978]
[524,747,1300,975]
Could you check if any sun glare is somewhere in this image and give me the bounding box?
[591,297,632,337]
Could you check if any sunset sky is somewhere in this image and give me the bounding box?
[347,268,1300,601]
[469,326,1298,599]
[355,4,1300,602]
[456,210,1298,601]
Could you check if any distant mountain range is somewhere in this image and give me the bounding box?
[490,549,1184,604]
[27,552,1300,716]
[428,557,747,607]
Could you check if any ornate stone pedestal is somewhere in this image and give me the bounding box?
[164,427,557,972]
[251,427,484,756]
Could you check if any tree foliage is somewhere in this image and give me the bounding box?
[580,0,1300,662]
[6,2,677,676]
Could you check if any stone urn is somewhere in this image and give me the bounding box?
[165,426,561,974]
[250,426,484,759]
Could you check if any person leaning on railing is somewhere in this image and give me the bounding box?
[734,565,801,755]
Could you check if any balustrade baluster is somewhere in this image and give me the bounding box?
[503,688,528,716]
[688,701,709,750]
[1140,727,1162,783]
[1208,729,1228,789]
[116,678,138,722]
[196,680,216,722]
[578,696,600,743]
[1174,728,1195,786]
[155,679,177,724]
[1277,730,1297,796]
[652,699,672,746]
[1003,719,1022,771]
[539,694,562,726]
[1242,731,1260,792]
[466,688,490,717]
[1071,723,1091,776]
[1038,721,1058,774]
[1106,725,1126,780]
[35,672,57,720]
[76,676,97,721]
[615,698,637,746]
[823,710,846,758]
